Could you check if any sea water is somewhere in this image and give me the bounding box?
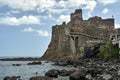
[0,61,74,80]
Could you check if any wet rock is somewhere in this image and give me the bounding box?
[53,61,67,66]
[29,76,53,80]
[66,60,74,65]
[69,68,87,80]
[118,70,120,76]
[85,73,92,80]
[87,68,102,77]
[45,61,49,63]
[109,65,117,71]
[12,64,21,66]
[59,69,69,76]
[27,61,41,65]
[3,76,21,80]
[35,72,38,74]
[45,69,60,77]
[102,74,113,80]
[68,69,76,74]
[59,69,75,76]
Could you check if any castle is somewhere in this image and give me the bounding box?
[43,9,114,60]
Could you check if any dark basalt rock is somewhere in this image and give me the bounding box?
[59,69,69,76]
[29,76,53,80]
[3,76,21,80]
[59,69,75,76]
[27,61,41,65]
[53,61,67,66]
[45,69,60,77]
[101,74,113,80]
[12,64,21,66]
[69,68,87,80]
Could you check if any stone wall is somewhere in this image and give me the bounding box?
[42,9,114,60]
[43,24,71,60]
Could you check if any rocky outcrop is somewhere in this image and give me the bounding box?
[29,76,53,80]
[27,61,41,65]
[45,69,76,78]
[59,69,75,76]
[45,69,60,77]
[69,68,87,80]
[12,64,21,66]
[42,9,114,60]
[3,76,21,80]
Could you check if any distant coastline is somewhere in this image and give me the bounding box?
[0,57,41,61]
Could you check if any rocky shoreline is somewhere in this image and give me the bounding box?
[51,58,120,80]
[2,58,120,80]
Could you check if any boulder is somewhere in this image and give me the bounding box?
[45,69,60,77]
[29,76,53,80]
[12,64,21,66]
[69,68,87,80]
[102,74,113,80]
[53,61,67,66]
[85,73,92,80]
[68,69,76,74]
[59,69,75,76]
[87,68,102,77]
[3,76,21,80]
[59,69,69,76]
[109,66,117,71]
[118,70,120,76]
[27,61,41,65]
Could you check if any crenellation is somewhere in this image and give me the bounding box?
[70,9,83,23]
[101,18,114,24]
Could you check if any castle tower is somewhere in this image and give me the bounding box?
[70,9,83,22]
[43,9,114,60]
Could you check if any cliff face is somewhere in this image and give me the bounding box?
[42,9,114,60]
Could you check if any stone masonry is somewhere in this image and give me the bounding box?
[42,9,114,60]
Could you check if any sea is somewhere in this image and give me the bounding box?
[0,57,75,80]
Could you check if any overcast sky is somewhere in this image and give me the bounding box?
[0,0,120,57]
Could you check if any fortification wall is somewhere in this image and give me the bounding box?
[42,9,114,60]
[43,24,71,60]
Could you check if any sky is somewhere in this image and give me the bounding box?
[0,0,120,57]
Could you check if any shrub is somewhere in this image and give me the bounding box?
[97,41,119,60]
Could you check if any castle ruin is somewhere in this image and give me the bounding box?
[43,9,114,60]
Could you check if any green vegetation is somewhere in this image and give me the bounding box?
[97,41,119,60]
[72,47,84,59]
[76,47,84,58]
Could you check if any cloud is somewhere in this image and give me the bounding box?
[37,30,49,37]
[11,10,20,14]
[22,27,35,32]
[0,0,37,11]
[115,24,120,29]
[102,8,109,14]
[0,0,56,11]
[0,15,40,26]
[39,14,55,21]
[83,0,97,11]
[36,0,56,12]
[57,15,70,24]
[22,27,50,37]
[87,13,92,17]
[0,0,97,14]
[98,0,118,5]
[57,0,97,12]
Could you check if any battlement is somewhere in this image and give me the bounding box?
[70,9,83,22]
[88,16,102,21]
